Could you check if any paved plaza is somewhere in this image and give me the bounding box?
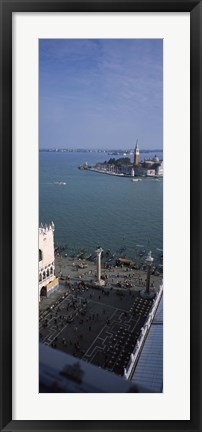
[39,255,162,377]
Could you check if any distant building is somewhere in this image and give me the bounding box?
[39,222,59,300]
[146,169,156,177]
[132,143,163,177]
[156,161,163,176]
[142,158,163,177]
[133,140,140,166]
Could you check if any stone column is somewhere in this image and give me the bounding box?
[145,251,153,294]
[140,251,155,299]
[96,247,103,283]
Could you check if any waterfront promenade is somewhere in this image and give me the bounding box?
[56,254,159,291]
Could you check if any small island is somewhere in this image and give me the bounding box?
[79,143,163,178]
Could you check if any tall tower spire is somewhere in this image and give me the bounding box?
[134,139,139,166]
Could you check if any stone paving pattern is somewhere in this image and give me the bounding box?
[39,255,162,377]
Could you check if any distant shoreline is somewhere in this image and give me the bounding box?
[79,166,163,179]
[39,148,163,154]
[79,167,131,177]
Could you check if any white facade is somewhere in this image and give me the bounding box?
[156,161,164,176]
[39,222,56,297]
[146,169,156,177]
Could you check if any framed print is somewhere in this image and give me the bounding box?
[0,0,201,431]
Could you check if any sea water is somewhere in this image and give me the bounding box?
[39,151,163,264]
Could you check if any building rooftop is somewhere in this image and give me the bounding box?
[39,343,139,393]
[130,296,163,392]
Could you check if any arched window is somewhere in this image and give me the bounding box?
[50,267,53,275]
[43,271,46,280]
[40,287,46,297]
[39,273,42,282]
[39,249,43,262]
[47,268,49,277]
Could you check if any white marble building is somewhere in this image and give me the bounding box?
[39,222,59,299]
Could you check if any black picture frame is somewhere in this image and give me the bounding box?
[0,1,201,431]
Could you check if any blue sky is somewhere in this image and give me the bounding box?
[39,39,163,150]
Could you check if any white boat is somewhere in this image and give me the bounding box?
[132,178,142,182]
[54,181,66,185]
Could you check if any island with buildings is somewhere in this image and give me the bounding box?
[79,141,163,178]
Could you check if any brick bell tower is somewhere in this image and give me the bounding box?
[134,140,139,166]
